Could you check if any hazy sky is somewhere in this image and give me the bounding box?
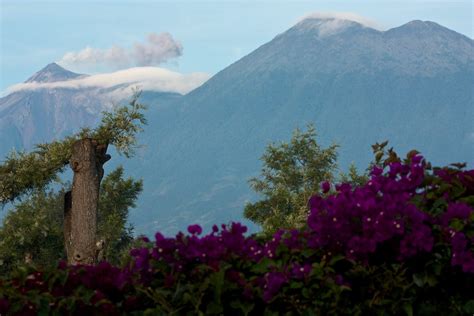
[1,0,472,91]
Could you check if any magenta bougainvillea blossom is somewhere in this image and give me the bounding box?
[1,154,473,314]
[307,156,434,261]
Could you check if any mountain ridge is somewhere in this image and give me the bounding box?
[1,18,473,236]
[128,17,473,234]
[25,62,85,83]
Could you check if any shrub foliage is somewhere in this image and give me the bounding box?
[244,125,338,234]
[1,152,473,315]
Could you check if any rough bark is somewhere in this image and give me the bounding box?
[65,138,110,265]
[63,190,72,260]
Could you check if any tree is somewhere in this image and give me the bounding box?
[0,166,142,273]
[0,91,146,264]
[0,190,64,273]
[244,125,338,234]
[338,163,369,187]
[96,166,142,264]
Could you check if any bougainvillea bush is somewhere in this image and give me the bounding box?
[1,153,474,315]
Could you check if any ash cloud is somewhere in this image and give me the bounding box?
[134,33,183,66]
[58,32,183,70]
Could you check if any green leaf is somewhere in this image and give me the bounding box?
[290,281,303,289]
[251,258,273,273]
[339,285,352,292]
[463,300,474,313]
[301,249,315,258]
[449,218,465,231]
[206,301,223,314]
[460,195,474,206]
[425,274,438,287]
[412,273,424,287]
[263,309,279,316]
[302,287,312,299]
[209,269,225,304]
[403,303,413,316]
[432,262,443,276]
[182,292,193,304]
[230,301,255,316]
[329,254,345,266]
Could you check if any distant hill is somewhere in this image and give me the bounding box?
[1,17,473,236]
[25,62,85,83]
[0,63,182,154]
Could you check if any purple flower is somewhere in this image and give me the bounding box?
[411,154,423,164]
[57,260,68,270]
[242,285,254,299]
[164,274,175,288]
[187,224,203,235]
[346,236,376,258]
[0,298,10,315]
[371,166,384,176]
[134,248,150,270]
[155,232,165,242]
[441,202,473,227]
[399,227,434,259]
[334,274,345,286]
[263,272,287,302]
[321,181,331,193]
[230,222,248,234]
[291,263,312,279]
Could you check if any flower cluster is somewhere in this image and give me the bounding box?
[130,222,311,302]
[307,156,434,262]
[0,261,138,315]
[441,202,474,272]
[1,155,473,314]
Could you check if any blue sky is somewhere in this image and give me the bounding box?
[1,0,472,92]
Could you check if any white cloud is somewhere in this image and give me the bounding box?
[58,32,183,70]
[297,12,383,36]
[5,67,210,95]
[299,12,382,29]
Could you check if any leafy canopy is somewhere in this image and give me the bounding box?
[97,166,143,264]
[0,166,143,273]
[244,124,338,234]
[0,91,146,205]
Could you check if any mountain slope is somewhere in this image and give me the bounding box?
[125,17,474,235]
[0,63,182,154]
[25,62,85,83]
[1,18,473,236]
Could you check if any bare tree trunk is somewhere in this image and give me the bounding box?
[64,190,72,260]
[65,138,110,265]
